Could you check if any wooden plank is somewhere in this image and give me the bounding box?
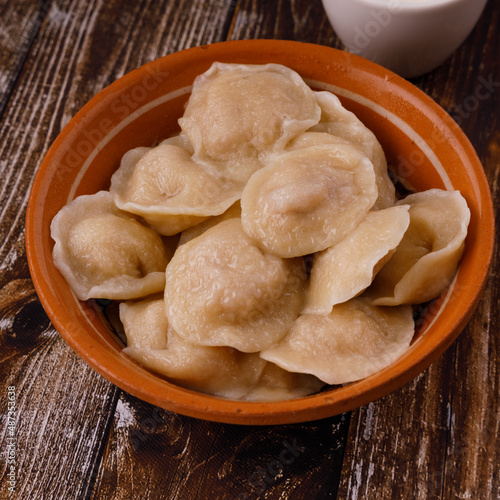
[0,278,120,499]
[338,0,500,497]
[227,0,338,46]
[338,357,457,499]
[0,0,48,117]
[90,391,351,500]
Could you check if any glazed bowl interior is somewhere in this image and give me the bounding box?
[25,40,494,425]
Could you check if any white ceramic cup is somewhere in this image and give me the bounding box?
[321,0,488,78]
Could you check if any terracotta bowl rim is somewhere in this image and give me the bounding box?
[25,39,495,425]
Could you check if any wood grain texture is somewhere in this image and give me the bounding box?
[0,0,498,498]
[227,0,338,46]
[0,0,47,117]
[0,278,120,500]
[90,392,350,500]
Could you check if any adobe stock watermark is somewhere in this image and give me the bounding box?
[58,64,172,177]
[449,74,500,126]
[393,73,499,182]
[343,0,403,55]
[236,438,306,499]
[3,386,17,493]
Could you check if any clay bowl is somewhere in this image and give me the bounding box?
[25,40,494,425]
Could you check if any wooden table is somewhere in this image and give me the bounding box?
[1,1,498,498]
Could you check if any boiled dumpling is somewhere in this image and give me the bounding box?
[260,297,415,385]
[110,143,241,235]
[304,205,410,313]
[179,62,321,183]
[241,143,377,257]
[309,91,396,210]
[121,297,323,400]
[51,191,170,301]
[165,218,307,352]
[368,189,470,305]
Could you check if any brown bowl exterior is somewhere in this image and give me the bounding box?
[25,40,495,425]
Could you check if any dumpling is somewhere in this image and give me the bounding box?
[367,189,470,305]
[260,297,415,385]
[240,143,377,257]
[178,201,241,246]
[121,297,323,400]
[303,205,410,313]
[165,218,307,352]
[109,143,241,235]
[309,91,396,210]
[51,191,170,301]
[179,62,321,183]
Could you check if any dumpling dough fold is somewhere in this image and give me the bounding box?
[367,189,470,305]
[304,205,410,313]
[121,297,265,399]
[178,201,241,246]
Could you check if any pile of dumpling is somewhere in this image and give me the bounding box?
[51,62,470,401]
